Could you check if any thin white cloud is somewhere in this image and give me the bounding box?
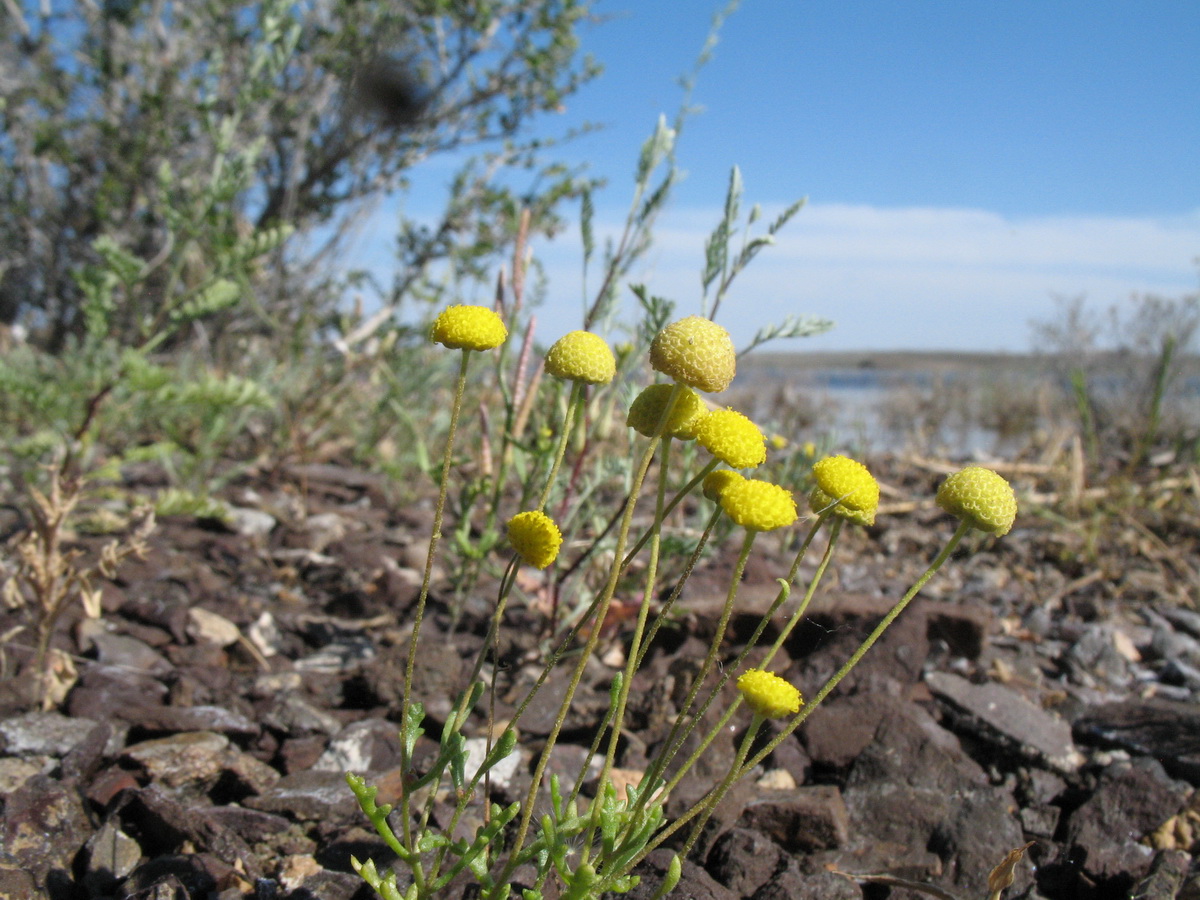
[532,203,1200,351]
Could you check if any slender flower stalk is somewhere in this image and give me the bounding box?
[497,384,685,881]
[399,348,472,851]
[537,381,585,511]
[586,436,674,854]
[624,518,974,875]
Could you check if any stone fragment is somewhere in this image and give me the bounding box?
[117,784,260,880]
[1019,804,1060,838]
[280,734,328,773]
[928,786,1028,898]
[756,768,796,790]
[86,765,142,809]
[82,820,142,894]
[458,736,523,797]
[203,805,291,843]
[1075,697,1200,784]
[926,671,1083,772]
[128,703,259,738]
[90,631,174,675]
[61,720,118,781]
[227,506,276,537]
[261,691,344,736]
[278,853,323,891]
[313,718,404,774]
[124,731,231,789]
[0,710,101,757]
[67,664,168,722]
[294,634,376,672]
[706,827,784,897]
[0,757,43,794]
[0,862,37,900]
[187,606,242,647]
[0,774,92,884]
[740,785,851,853]
[1128,849,1189,900]
[838,704,983,886]
[1064,759,1189,881]
[750,864,863,900]
[801,693,894,769]
[245,770,364,823]
[123,852,252,899]
[247,611,283,657]
[1067,624,1133,688]
[296,512,348,552]
[622,848,737,900]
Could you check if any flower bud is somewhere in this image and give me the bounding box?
[544,331,616,385]
[626,384,705,440]
[811,455,879,523]
[737,669,802,719]
[649,316,736,393]
[506,510,563,569]
[936,466,1017,536]
[694,408,766,469]
[702,469,744,502]
[719,478,798,532]
[430,305,507,351]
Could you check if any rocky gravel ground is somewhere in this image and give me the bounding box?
[1,454,1198,900]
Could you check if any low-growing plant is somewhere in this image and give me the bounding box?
[345,306,1021,899]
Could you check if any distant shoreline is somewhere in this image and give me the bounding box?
[740,348,1198,374]
[741,349,1039,372]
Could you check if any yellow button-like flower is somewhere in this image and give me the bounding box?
[649,316,736,393]
[812,456,879,513]
[702,469,744,502]
[506,510,563,569]
[694,408,766,469]
[544,331,616,385]
[808,487,875,527]
[430,305,508,351]
[719,478,797,532]
[626,384,706,440]
[936,466,1017,536]
[737,669,802,719]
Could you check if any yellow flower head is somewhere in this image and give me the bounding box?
[808,487,876,527]
[626,384,706,440]
[430,305,507,351]
[649,316,736,393]
[702,469,745,502]
[812,456,879,514]
[719,478,797,532]
[506,510,562,569]
[694,408,767,469]
[544,331,616,385]
[936,466,1017,536]
[737,669,802,719]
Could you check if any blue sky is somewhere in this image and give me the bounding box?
[361,1,1200,352]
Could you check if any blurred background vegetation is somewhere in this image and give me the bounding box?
[0,0,1196,517]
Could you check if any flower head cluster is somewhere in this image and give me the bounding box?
[649,316,736,393]
[544,331,616,385]
[626,384,706,440]
[506,511,562,569]
[737,669,802,719]
[694,408,766,469]
[719,478,797,532]
[702,469,744,502]
[936,466,1017,536]
[809,455,879,526]
[430,305,507,351]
